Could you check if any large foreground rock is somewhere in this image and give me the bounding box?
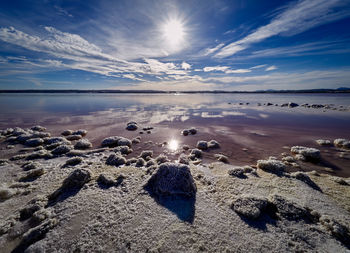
[145,163,196,197]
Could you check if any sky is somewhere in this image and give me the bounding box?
[0,0,350,91]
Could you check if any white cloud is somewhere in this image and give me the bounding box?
[215,0,350,57]
[225,69,251,74]
[202,43,225,56]
[203,66,230,72]
[181,61,191,70]
[265,65,277,71]
[250,64,267,69]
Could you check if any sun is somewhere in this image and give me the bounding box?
[162,19,185,48]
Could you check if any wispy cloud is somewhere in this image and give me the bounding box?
[181,61,191,70]
[215,0,350,57]
[250,64,267,69]
[265,65,277,71]
[203,66,251,74]
[203,66,230,72]
[202,43,225,56]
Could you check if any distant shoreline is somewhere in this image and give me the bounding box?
[0,88,350,94]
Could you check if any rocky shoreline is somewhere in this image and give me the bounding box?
[0,125,350,252]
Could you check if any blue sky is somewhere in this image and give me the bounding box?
[0,0,350,91]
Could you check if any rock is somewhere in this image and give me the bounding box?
[145,163,196,197]
[214,154,228,163]
[281,103,288,107]
[16,134,33,144]
[126,122,138,131]
[140,150,153,160]
[52,145,72,155]
[268,195,311,221]
[31,132,51,138]
[182,145,190,150]
[146,159,157,167]
[72,129,87,136]
[12,127,27,136]
[45,137,69,145]
[282,156,295,163]
[208,140,220,149]
[74,139,92,150]
[114,146,133,155]
[290,172,322,191]
[66,135,82,141]
[126,157,138,165]
[0,186,16,200]
[231,195,268,219]
[316,139,331,146]
[101,136,131,147]
[182,129,189,136]
[155,154,169,165]
[288,102,299,108]
[20,168,45,182]
[61,130,73,136]
[106,154,126,166]
[64,157,83,166]
[97,174,116,186]
[0,159,8,166]
[266,103,273,106]
[311,104,324,108]
[135,158,146,167]
[31,125,46,132]
[22,162,40,171]
[190,149,202,159]
[189,127,197,135]
[333,177,349,186]
[25,138,44,147]
[59,168,91,191]
[132,137,141,144]
[290,146,321,161]
[257,159,285,173]
[319,215,350,242]
[196,140,208,150]
[26,150,51,160]
[178,154,189,165]
[334,138,350,149]
[228,168,245,178]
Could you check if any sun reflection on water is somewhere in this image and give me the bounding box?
[168,139,179,151]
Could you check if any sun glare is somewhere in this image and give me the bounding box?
[162,19,185,48]
[168,139,179,151]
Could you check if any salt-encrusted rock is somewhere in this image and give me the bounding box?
[231,195,268,219]
[0,186,16,200]
[66,135,82,141]
[135,158,146,167]
[228,168,245,178]
[145,163,196,197]
[52,145,72,155]
[288,102,299,108]
[319,215,350,242]
[25,138,44,147]
[16,134,33,144]
[182,129,189,136]
[114,145,132,155]
[311,104,324,108]
[178,154,189,165]
[0,159,8,166]
[22,162,40,171]
[190,149,202,158]
[208,140,220,149]
[268,195,311,221]
[334,138,350,149]
[132,136,141,144]
[45,137,69,145]
[106,154,126,166]
[31,125,46,132]
[64,157,83,166]
[126,122,138,131]
[257,159,286,172]
[20,168,45,182]
[97,174,115,186]
[291,146,321,161]
[215,154,228,163]
[126,157,138,165]
[189,127,197,135]
[196,141,208,150]
[66,150,86,157]
[61,130,73,136]
[74,139,92,150]
[101,136,132,147]
[155,154,169,165]
[11,154,27,160]
[146,159,157,167]
[72,129,87,136]
[333,177,349,186]
[32,132,51,138]
[12,127,27,136]
[316,139,331,146]
[282,156,296,163]
[291,172,322,191]
[140,150,153,160]
[26,150,52,160]
[182,145,190,150]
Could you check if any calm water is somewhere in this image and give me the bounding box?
[1,93,350,175]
